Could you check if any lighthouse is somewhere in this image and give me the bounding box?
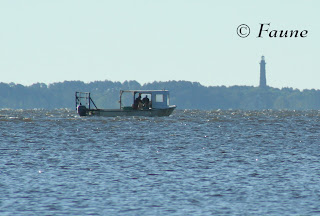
[259,56,267,88]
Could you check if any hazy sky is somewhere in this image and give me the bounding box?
[0,1,319,90]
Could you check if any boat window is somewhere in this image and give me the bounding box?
[120,91,134,108]
[167,95,170,105]
[156,94,164,102]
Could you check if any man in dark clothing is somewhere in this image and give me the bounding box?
[142,95,150,109]
[134,94,142,109]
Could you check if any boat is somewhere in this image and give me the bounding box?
[75,90,176,117]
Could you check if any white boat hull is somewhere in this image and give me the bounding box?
[79,106,176,117]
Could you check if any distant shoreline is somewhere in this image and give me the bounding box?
[0,80,319,110]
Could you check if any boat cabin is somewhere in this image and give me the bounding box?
[120,90,171,110]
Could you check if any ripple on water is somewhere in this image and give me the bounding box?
[0,109,319,215]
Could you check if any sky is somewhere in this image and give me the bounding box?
[0,1,319,90]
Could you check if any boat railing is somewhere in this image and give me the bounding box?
[75,92,98,110]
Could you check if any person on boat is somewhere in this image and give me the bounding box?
[142,95,150,109]
[134,93,143,109]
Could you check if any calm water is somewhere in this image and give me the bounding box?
[0,109,319,215]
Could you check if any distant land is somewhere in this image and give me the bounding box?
[0,80,319,110]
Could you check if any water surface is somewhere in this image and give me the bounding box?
[0,109,319,215]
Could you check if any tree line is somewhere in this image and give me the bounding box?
[0,80,319,110]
